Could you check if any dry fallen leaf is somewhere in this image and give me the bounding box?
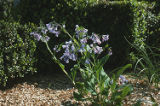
[0,73,159,105]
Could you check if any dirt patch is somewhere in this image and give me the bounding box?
[0,73,159,106]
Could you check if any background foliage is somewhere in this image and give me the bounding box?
[0,20,37,86]
[13,0,134,70]
[0,0,159,85]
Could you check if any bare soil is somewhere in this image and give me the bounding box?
[0,72,159,106]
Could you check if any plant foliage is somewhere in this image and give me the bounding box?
[0,20,37,86]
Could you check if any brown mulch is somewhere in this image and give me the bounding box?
[123,74,160,106]
[0,73,159,106]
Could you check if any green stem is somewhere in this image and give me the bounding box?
[62,28,79,47]
[45,42,75,85]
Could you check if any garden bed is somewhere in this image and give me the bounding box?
[0,72,159,106]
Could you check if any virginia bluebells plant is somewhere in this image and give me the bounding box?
[51,24,112,64]
[80,37,87,44]
[30,22,63,43]
[30,22,132,105]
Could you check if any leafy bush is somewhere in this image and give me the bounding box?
[0,20,37,86]
[13,1,133,69]
[146,1,160,49]
[0,0,13,20]
[13,0,157,70]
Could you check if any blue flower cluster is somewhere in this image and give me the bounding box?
[56,25,112,63]
[110,75,128,85]
[30,32,42,41]
[46,23,60,37]
[30,22,60,42]
[60,40,77,63]
[119,75,128,85]
[75,25,88,39]
[31,23,112,64]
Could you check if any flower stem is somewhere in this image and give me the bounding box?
[45,42,75,85]
[62,28,79,47]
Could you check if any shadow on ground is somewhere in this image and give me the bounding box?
[0,70,73,91]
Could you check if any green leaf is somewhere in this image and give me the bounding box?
[100,68,110,84]
[121,85,132,98]
[71,69,77,82]
[75,82,84,90]
[116,64,132,80]
[71,64,78,81]
[97,67,111,94]
[110,74,117,92]
[99,55,109,67]
[101,86,109,96]
[80,68,87,79]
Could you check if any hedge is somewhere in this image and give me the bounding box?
[0,20,37,86]
[146,0,160,48]
[11,0,154,70]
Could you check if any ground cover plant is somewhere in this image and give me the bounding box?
[128,40,160,88]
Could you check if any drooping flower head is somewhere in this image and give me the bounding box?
[102,34,109,42]
[75,25,88,39]
[60,52,70,63]
[80,37,87,44]
[41,28,48,34]
[60,40,77,63]
[46,23,60,37]
[30,32,42,41]
[108,48,112,56]
[93,46,103,54]
[90,33,101,45]
[119,75,128,85]
[41,36,50,42]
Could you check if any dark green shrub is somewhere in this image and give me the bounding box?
[0,0,13,20]
[146,1,160,48]
[13,0,151,70]
[0,20,37,86]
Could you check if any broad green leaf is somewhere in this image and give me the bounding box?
[110,74,117,92]
[121,85,132,98]
[99,68,110,87]
[98,55,109,67]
